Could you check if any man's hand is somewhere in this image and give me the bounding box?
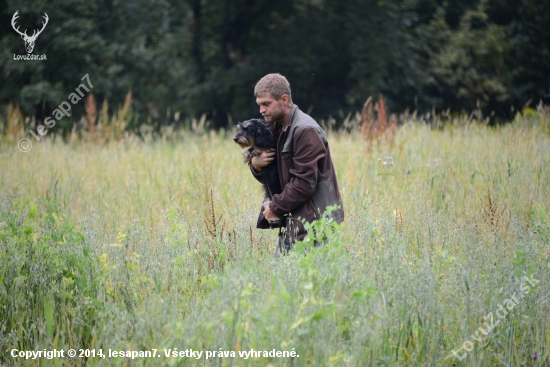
[263,200,280,223]
[251,149,276,172]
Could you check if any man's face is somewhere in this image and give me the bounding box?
[256,94,285,123]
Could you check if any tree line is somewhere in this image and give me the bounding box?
[1,0,548,131]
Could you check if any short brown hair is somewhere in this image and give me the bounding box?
[254,73,292,102]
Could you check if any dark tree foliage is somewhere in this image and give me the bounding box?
[1,0,548,129]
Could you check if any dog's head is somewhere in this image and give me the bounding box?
[233,118,271,149]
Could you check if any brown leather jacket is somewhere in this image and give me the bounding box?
[250,104,344,241]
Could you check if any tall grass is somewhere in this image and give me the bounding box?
[0,107,549,366]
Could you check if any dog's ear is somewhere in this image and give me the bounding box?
[241,120,252,129]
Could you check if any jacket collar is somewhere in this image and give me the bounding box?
[282,104,299,133]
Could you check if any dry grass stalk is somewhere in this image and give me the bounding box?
[389,113,398,137]
[201,189,241,272]
[249,226,269,258]
[394,208,404,235]
[202,189,242,272]
[204,189,225,241]
[378,96,388,133]
[361,96,374,143]
[361,95,398,149]
[480,189,512,237]
[99,98,109,129]
[84,92,98,133]
[7,103,24,141]
[113,90,132,141]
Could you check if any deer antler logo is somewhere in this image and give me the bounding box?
[11,11,49,54]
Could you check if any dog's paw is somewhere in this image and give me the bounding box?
[242,150,253,163]
[251,147,263,157]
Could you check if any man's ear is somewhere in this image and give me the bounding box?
[281,94,290,107]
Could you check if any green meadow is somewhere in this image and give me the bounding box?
[1,110,549,366]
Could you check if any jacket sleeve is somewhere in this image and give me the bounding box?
[249,162,264,183]
[270,128,326,216]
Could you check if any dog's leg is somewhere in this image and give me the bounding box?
[242,147,255,163]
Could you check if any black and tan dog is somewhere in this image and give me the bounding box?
[233,118,282,226]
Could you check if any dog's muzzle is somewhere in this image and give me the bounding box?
[233,136,252,148]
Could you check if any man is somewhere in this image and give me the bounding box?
[249,73,344,255]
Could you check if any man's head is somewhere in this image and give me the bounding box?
[254,73,293,124]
